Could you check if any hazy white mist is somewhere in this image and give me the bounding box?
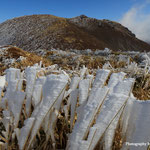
[120,2,150,44]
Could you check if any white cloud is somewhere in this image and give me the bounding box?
[120,2,150,43]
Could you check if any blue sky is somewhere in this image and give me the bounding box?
[0,0,148,23]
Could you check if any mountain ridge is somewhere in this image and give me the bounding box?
[0,14,150,52]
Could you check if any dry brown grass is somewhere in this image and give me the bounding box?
[7,47,27,58]
[0,46,52,75]
[49,54,127,70]
[133,74,150,100]
[112,123,124,150]
[0,65,7,75]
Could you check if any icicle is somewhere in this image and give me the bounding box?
[80,66,87,80]
[5,80,19,109]
[1,110,13,144]
[87,78,135,150]
[25,67,37,116]
[0,87,2,101]
[87,94,128,150]
[104,108,123,150]
[107,72,126,90]
[91,69,110,92]
[68,87,109,150]
[121,100,150,150]
[5,68,21,83]
[18,118,35,150]
[8,91,26,128]
[121,95,135,139]
[70,89,79,131]
[32,77,46,107]
[26,74,68,149]
[0,76,6,88]
[14,128,20,142]
[43,87,66,146]
[79,79,90,105]
[86,74,94,87]
[64,76,80,99]
[17,79,23,91]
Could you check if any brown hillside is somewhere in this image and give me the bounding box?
[0,14,150,51]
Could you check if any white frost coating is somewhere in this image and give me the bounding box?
[107,72,126,91]
[68,87,109,150]
[121,100,150,150]
[65,90,71,121]
[92,69,110,91]
[14,128,20,143]
[70,89,79,131]
[17,79,23,91]
[80,66,87,80]
[0,97,7,110]
[8,91,25,128]
[1,110,12,141]
[32,77,46,107]
[27,74,68,149]
[0,65,140,150]
[35,76,46,85]
[77,78,134,150]
[42,74,68,101]
[0,88,2,101]
[79,79,90,105]
[112,78,135,95]
[70,76,80,90]
[103,72,128,150]
[46,110,59,146]
[86,74,94,87]
[4,90,25,129]
[87,78,134,150]
[5,68,21,83]
[2,110,11,128]
[32,85,43,107]
[3,80,18,109]
[18,118,35,150]
[3,80,19,109]
[6,80,18,93]
[64,105,68,120]
[44,87,66,144]
[61,70,71,82]
[64,76,80,98]
[104,108,123,150]
[88,94,128,150]
[74,127,97,150]
[25,67,37,116]
[42,110,51,138]
[120,95,135,138]
[0,76,6,88]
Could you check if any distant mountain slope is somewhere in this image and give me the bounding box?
[0,14,150,51]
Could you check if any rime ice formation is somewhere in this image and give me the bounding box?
[0,76,6,88]
[1,63,150,150]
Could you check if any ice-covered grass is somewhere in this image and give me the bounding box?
[0,62,150,150]
[0,76,5,88]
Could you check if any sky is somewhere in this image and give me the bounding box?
[0,0,150,43]
[120,0,150,43]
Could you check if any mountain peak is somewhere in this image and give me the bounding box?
[0,14,150,51]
